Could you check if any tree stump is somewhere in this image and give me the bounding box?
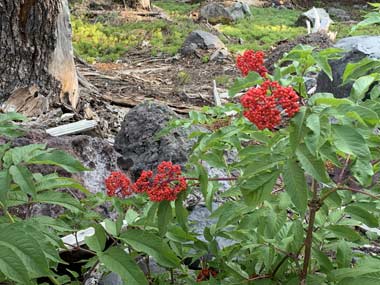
[0,0,79,115]
[127,0,151,10]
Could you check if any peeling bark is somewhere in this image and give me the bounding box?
[0,0,79,114]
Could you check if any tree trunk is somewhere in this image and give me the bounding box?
[127,0,151,10]
[0,0,79,116]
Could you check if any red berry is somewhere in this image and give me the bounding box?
[236,50,268,77]
[240,80,300,130]
[105,171,133,197]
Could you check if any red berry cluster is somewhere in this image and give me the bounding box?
[134,161,187,202]
[196,268,218,282]
[240,80,300,130]
[105,171,133,197]
[236,50,268,77]
[105,161,187,202]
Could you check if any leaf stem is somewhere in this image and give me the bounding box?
[0,201,15,223]
[48,275,60,285]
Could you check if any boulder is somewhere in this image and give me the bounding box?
[316,36,380,98]
[200,1,251,25]
[114,102,196,180]
[296,7,333,32]
[0,129,120,218]
[180,30,226,56]
[327,7,351,22]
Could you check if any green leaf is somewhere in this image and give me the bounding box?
[315,54,333,81]
[343,58,380,83]
[104,217,123,237]
[352,159,373,186]
[157,200,172,236]
[0,170,10,205]
[0,224,51,284]
[175,191,188,231]
[331,267,380,281]
[289,107,307,151]
[0,112,27,122]
[9,165,36,197]
[240,170,280,206]
[99,247,148,285]
[85,224,107,253]
[350,76,375,101]
[331,125,370,158]
[339,276,380,285]
[283,159,308,215]
[336,241,352,268]
[225,261,249,279]
[196,163,209,209]
[35,176,88,194]
[295,145,330,183]
[120,229,180,268]
[327,225,361,241]
[8,144,46,165]
[36,191,83,213]
[313,248,333,272]
[305,113,321,154]
[314,98,353,107]
[228,72,263,97]
[29,150,89,173]
[345,205,378,227]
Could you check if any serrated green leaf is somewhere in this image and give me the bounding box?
[345,205,378,227]
[331,125,370,158]
[327,225,361,241]
[120,229,180,268]
[99,247,148,285]
[295,145,330,183]
[157,200,172,236]
[350,76,375,101]
[36,191,83,212]
[289,108,307,151]
[352,159,373,187]
[228,72,264,97]
[9,165,36,197]
[313,248,333,272]
[0,170,10,206]
[85,224,107,252]
[29,150,89,173]
[283,159,308,215]
[104,217,123,237]
[336,241,352,268]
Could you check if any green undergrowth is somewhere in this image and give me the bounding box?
[221,7,305,52]
[72,2,380,63]
[332,22,380,39]
[154,0,200,18]
[72,16,198,63]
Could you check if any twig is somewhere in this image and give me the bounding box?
[337,155,350,184]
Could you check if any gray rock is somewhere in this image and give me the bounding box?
[327,7,350,21]
[334,36,380,59]
[114,102,195,180]
[316,36,380,98]
[99,272,121,285]
[296,7,333,32]
[181,30,225,56]
[200,2,251,25]
[0,129,119,218]
[210,48,231,62]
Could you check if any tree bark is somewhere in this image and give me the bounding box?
[127,0,151,10]
[0,0,79,115]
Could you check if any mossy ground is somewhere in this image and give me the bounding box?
[72,1,380,63]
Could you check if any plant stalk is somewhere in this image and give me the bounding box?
[300,180,319,285]
[0,201,15,223]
